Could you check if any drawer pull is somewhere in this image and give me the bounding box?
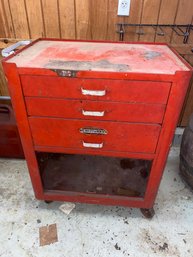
[82,141,103,148]
[82,110,105,117]
[81,88,106,96]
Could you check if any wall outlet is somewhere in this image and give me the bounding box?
[117,0,130,16]
[117,0,131,16]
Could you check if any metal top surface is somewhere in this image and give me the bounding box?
[6,40,189,74]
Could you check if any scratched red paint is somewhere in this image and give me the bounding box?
[37,47,136,61]
[8,40,189,74]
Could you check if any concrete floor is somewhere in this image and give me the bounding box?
[0,147,193,257]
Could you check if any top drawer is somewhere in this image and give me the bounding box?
[21,76,171,104]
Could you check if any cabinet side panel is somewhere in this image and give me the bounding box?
[2,62,44,199]
[144,71,192,208]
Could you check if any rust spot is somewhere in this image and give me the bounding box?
[45,59,131,72]
[143,51,162,60]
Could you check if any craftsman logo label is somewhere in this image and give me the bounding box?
[80,127,108,135]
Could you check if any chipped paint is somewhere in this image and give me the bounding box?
[143,51,162,60]
[45,59,131,72]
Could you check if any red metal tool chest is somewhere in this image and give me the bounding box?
[2,39,192,217]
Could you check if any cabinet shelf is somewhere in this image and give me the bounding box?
[37,152,152,198]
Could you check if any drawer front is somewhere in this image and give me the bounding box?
[21,76,171,104]
[29,118,161,154]
[26,97,166,123]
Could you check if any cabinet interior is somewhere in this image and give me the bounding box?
[37,152,152,198]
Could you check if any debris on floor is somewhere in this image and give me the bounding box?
[39,224,58,246]
[59,202,76,215]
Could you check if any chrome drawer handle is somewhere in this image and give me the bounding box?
[82,110,105,117]
[82,141,103,148]
[81,88,106,96]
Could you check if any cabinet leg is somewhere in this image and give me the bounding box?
[44,200,53,204]
[140,208,155,219]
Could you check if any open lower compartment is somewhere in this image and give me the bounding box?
[37,152,152,198]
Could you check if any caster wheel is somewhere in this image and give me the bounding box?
[44,200,53,204]
[140,208,155,219]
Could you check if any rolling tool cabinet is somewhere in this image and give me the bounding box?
[2,39,192,218]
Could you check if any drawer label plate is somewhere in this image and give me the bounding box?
[80,127,108,135]
[52,69,78,77]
